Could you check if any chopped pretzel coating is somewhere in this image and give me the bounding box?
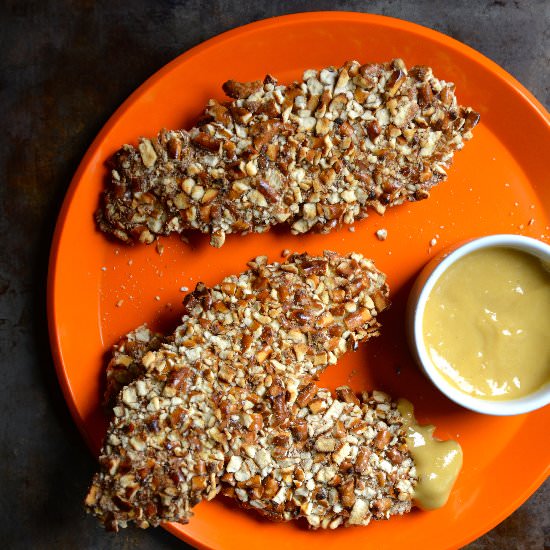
[96,59,479,247]
[86,252,417,531]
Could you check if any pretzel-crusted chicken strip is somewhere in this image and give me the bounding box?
[96,59,479,247]
[86,253,414,530]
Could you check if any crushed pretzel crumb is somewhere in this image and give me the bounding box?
[376,229,388,241]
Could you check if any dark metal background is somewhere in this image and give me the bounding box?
[1,1,548,548]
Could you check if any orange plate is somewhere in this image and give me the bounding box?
[48,12,550,550]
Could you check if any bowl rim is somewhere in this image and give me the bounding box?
[410,234,550,416]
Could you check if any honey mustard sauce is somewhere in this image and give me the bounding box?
[423,248,550,400]
[397,399,463,510]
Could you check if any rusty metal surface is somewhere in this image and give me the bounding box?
[1,1,548,548]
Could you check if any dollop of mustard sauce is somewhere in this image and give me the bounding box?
[398,399,463,510]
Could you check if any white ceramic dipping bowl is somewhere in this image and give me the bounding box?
[407,234,550,415]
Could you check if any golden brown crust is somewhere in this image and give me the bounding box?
[96,59,479,247]
[85,252,417,531]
